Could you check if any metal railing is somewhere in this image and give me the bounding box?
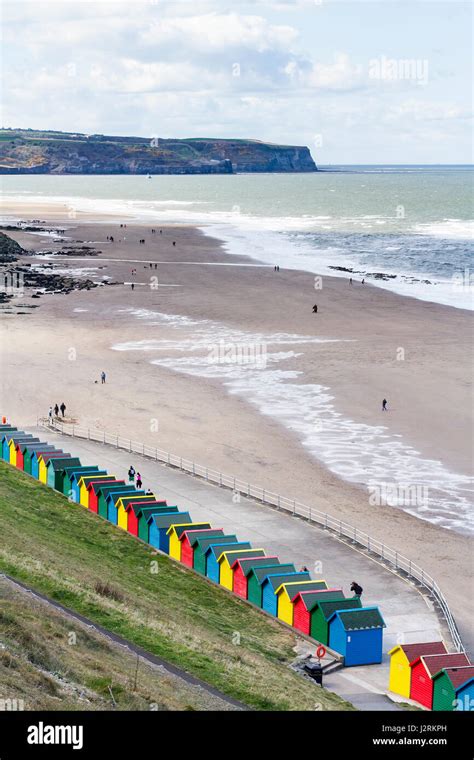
[41,418,466,653]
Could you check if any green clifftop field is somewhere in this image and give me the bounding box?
[0,462,350,711]
[0,129,317,174]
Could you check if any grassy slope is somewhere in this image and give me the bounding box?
[0,462,352,711]
[0,579,238,711]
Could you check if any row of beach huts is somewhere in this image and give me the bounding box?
[2,422,472,708]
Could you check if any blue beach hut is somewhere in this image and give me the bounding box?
[205,541,251,584]
[328,606,386,666]
[148,512,192,553]
[69,468,103,502]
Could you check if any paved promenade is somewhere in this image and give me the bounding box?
[27,426,448,710]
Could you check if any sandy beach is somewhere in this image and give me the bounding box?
[1,205,473,651]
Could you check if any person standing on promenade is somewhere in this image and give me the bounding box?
[136,472,142,489]
[382,398,388,411]
[48,406,53,424]
[128,466,135,483]
[101,371,106,384]
[350,581,363,597]
[54,403,59,417]
[60,402,66,418]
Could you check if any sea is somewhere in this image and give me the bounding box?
[2,165,473,310]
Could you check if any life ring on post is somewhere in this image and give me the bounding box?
[316,645,326,660]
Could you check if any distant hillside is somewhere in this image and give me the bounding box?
[0,129,317,175]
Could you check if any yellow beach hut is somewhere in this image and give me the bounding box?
[218,549,266,591]
[78,474,116,508]
[116,495,157,531]
[167,522,211,561]
[388,641,447,698]
[276,580,328,625]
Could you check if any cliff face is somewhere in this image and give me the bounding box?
[0,130,317,174]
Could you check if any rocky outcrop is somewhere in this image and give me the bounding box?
[0,129,317,174]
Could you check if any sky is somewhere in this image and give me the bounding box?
[2,0,473,163]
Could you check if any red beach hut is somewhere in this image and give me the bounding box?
[410,653,470,709]
[87,479,126,513]
[292,588,344,635]
[179,528,225,568]
[125,500,168,536]
[232,556,280,599]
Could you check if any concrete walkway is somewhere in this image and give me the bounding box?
[28,427,448,711]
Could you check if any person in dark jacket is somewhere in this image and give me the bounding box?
[350,581,363,596]
[60,402,66,417]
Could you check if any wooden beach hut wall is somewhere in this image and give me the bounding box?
[2,433,22,461]
[30,448,62,479]
[328,607,386,666]
[218,549,266,590]
[116,494,158,530]
[388,642,447,698]
[410,653,470,709]
[106,490,147,524]
[79,474,116,508]
[310,596,362,644]
[97,484,136,519]
[261,571,309,617]
[232,556,280,600]
[46,456,76,490]
[179,529,224,568]
[38,451,68,483]
[14,439,40,470]
[292,588,344,636]
[167,523,212,560]
[247,563,293,608]
[23,444,56,475]
[276,580,329,625]
[432,666,474,712]
[137,504,177,542]
[127,501,169,538]
[69,468,104,502]
[205,542,252,584]
[148,512,192,553]
[8,435,35,465]
[192,534,235,576]
[87,479,125,513]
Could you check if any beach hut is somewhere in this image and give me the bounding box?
[106,490,147,524]
[116,494,158,530]
[179,529,224,568]
[328,606,386,666]
[276,580,329,625]
[38,451,68,484]
[15,438,40,470]
[410,653,470,709]
[149,512,192,553]
[96,484,136,519]
[247,563,292,608]
[292,588,344,637]
[87,479,125,513]
[126,501,168,537]
[388,642,447,698]
[29,448,61,479]
[192,533,235,576]
[69,468,104,502]
[2,433,22,461]
[309,596,362,644]
[45,455,76,489]
[61,466,100,498]
[432,666,474,712]
[205,542,251,585]
[7,435,35,465]
[78,474,116,508]
[168,523,212,561]
[219,549,266,591]
[23,443,56,475]
[261,571,309,616]
[137,504,176,542]
[231,556,280,599]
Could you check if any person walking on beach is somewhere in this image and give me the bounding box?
[101,371,106,384]
[136,472,142,489]
[362,278,365,284]
[349,278,352,285]
[382,398,388,411]
[128,466,135,483]
[60,402,66,418]
[131,283,134,291]
[54,403,59,417]
[350,581,363,597]
[312,304,318,313]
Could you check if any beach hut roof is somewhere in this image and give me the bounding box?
[209,542,251,561]
[166,522,211,537]
[232,556,279,575]
[388,641,447,661]
[95,482,130,496]
[117,494,154,506]
[87,478,124,492]
[194,533,234,551]
[265,571,308,591]
[107,489,146,504]
[39,451,67,464]
[152,512,191,529]
[317,597,362,620]
[328,606,386,631]
[47,456,78,470]
[276,579,326,596]
[15,438,40,448]
[292,588,344,611]
[218,548,265,565]
[412,653,470,676]
[179,528,222,544]
[22,442,54,453]
[127,501,167,516]
[432,666,474,689]
[254,564,294,585]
